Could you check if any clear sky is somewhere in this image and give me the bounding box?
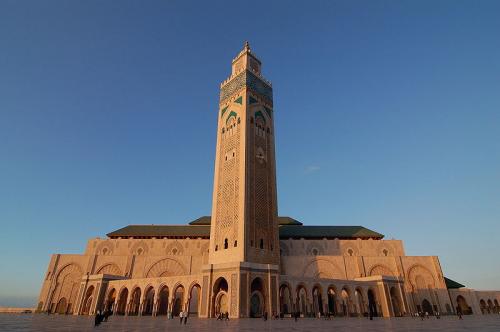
[1,0,499,307]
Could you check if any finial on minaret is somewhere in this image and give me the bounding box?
[229,40,261,76]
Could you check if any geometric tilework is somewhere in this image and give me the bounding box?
[221,106,228,118]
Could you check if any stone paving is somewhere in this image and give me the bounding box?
[1,314,500,332]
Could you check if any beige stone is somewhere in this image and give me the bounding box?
[36,42,500,319]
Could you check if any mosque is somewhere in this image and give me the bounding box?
[36,43,500,318]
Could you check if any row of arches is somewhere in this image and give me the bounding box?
[479,298,499,314]
[91,276,267,319]
[94,283,201,317]
[211,276,267,318]
[278,283,404,317]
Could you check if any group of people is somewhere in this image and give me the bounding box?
[216,311,230,320]
[178,311,189,325]
[416,311,441,320]
[94,310,111,327]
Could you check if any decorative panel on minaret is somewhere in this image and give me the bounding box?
[209,43,279,266]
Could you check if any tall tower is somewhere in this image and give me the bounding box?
[209,42,279,265]
[204,42,279,318]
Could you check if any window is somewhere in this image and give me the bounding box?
[259,239,264,249]
[224,239,228,249]
[312,248,318,256]
[250,240,253,246]
[234,240,237,247]
[347,249,354,256]
[215,245,218,251]
[172,248,177,255]
[383,249,388,256]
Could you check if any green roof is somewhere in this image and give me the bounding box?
[189,216,211,225]
[108,216,383,240]
[277,216,303,226]
[279,225,383,239]
[188,216,302,226]
[444,277,465,289]
[107,225,210,238]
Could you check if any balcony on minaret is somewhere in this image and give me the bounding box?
[220,42,272,94]
[231,41,261,76]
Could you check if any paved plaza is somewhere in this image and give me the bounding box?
[1,314,500,332]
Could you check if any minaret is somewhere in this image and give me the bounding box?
[203,42,280,318]
[209,41,279,266]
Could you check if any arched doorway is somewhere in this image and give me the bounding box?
[51,264,82,315]
[82,286,95,315]
[129,287,141,316]
[279,284,292,314]
[142,286,155,316]
[341,287,351,316]
[390,286,403,317]
[487,300,494,314]
[367,289,378,317]
[422,299,433,315]
[157,286,169,315]
[456,295,471,315]
[212,277,228,318]
[355,288,365,316]
[250,277,265,318]
[312,285,323,316]
[172,285,184,317]
[105,288,116,314]
[296,285,308,316]
[188,284,201,317]
[327,287,337,315]
[480,299,487,314]
[116,288,128,315]
[55,298,67,314]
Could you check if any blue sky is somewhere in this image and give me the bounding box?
[1,1,499,307]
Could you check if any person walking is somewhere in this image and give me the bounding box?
[179,311,184,324]
[94,310,103,327]
[456,306,463,320]
[184,311,188,325]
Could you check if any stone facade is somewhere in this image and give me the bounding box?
[36,43,500,318]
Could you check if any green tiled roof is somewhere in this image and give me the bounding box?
[189,216,211,225]
[107,225,210,238]
[108,216,383,240]
[277,216,303,226]
[279,225,383,239]
[188,216,303,226]
[444,277,465,289]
